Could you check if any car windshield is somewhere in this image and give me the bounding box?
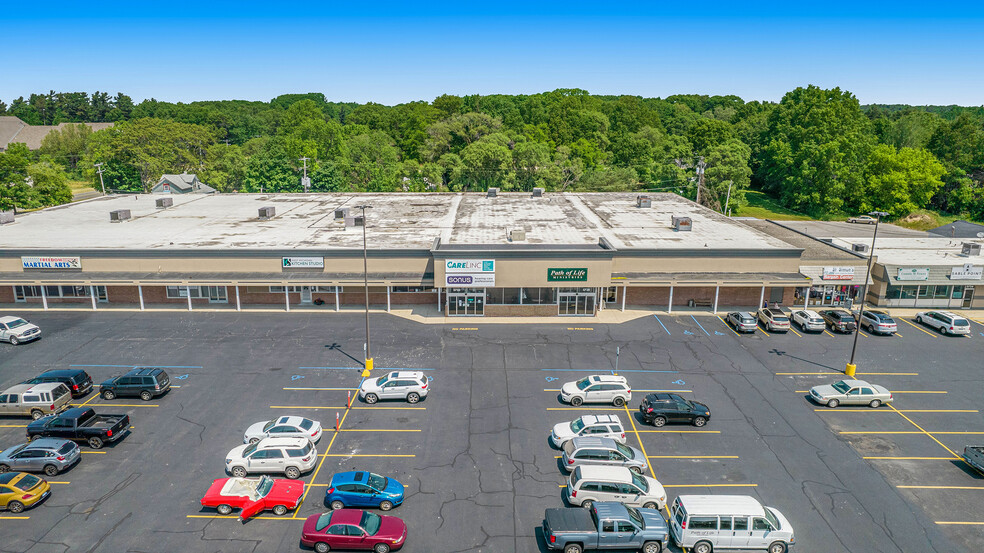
[361,511,382,535]
[376,375,390,386]
[575,377,592,391]
[243,443,258,457]
[741,315,755,322]
[367,473,387,490]
[626,506,644,527]
[262,420,276,432]
[832,381,851,394]
[570,418,586,433]
[315,512,333,532]
[6,319,29,329]
[765,508,781,530]
[773,316,789,322]
[299,419,314,431]
[58,442,75,454]
[954,319,970,326]
[256,475,274,498]
[15,474,41,490]
[615,442,634,459]
[836,313,852,321]
[631,472,649,492]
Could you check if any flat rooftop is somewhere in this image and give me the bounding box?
[1,192,797,252]
[829,237,984,267]
[738,220,865,262]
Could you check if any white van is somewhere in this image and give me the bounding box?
[0,383,73,419]
[669,495,794,553]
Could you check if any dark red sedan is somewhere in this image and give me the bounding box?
[301,509,407,553]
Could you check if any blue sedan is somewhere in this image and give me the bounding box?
[324,470,405,511]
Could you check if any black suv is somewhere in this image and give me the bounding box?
[639,393,711,427]
[22,369,93,398]
[99,368,171,401]
[819,309,857,333]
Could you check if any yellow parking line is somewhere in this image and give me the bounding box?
[270,406,426,410]
[318,454,416,457]
[815,409,978,413]
[47,481,71,484]
[842,431,984,435]
[283,387,359,391]
[77,394,100,407]
[0,516,30,520]
[788,326,802,338]
[823,330,836,338]
[91,403,158,407]
[936,521,984,525]
[637,429,721,434]
[647,455,738,459]
[717,316,741,337]
[863,456,962,460]
[547,407,625,411]
[778,372,919,376]
[663,484,758,488]
[81,451,107,454]
[900,318,937,337]
[0,425,27,428]
[899,485,984,490]
[756,326,770,337]
[291,404,353,518]
[336,429,421,432]
[622,405,658,481]
[544,389,693,393]
[186,515,299,521]
[795,390,947,394]
[888,404,962,459]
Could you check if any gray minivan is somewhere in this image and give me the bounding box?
[561,437,648,474]
[0,383,72,419]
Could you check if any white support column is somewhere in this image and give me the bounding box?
[41,286,48,310]
[235,286,241,312]
[335,287,340,312]
[138,285,145,311]
[759,285,766,309]
[437,288,442,309]
[90,286,97,310]
[186,285,193,311]
[803,286,809,309]
[284,287,290,312]
[668,286,674,313]
[713,285,720,314]
[621,286,626,312]
[386,286,391,313]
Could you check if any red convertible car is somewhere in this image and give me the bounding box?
[200,475,304,520]
[301,509,407,553]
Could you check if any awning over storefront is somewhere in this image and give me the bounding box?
[799,265,873,286]
[0,272,435,287]
[610,272,810,286]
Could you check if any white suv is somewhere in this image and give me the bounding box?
[550,414,626,448]
[560,375,631,407]
[225,437,317,479]
[0,316,41,345]
[790,310,825,332]
[915,310,971,336]
[359,371,429,404]
[565,465,667,510]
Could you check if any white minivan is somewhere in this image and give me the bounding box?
[669,495,794,553]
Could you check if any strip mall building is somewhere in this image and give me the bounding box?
[1,192,981,315]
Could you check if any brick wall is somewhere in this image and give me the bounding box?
[484,304,558,317]
[624,286,798,308]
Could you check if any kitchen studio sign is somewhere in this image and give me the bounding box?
[21,256,81,269]
[282,257,324,269]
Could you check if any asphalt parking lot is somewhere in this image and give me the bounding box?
[1,311,982,553]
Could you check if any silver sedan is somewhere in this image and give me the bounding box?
[810,379,893,408]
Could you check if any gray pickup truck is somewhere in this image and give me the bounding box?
[543,501,668,553]
[26,407,130,449]
[964,446,984,474]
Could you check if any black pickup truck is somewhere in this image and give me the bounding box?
[26,407,129,449]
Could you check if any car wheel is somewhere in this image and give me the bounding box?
[379,500,393,511]
[826,399,839,408]
[693,416,707,427]
[373,544,391,553]
[643,501,658,509]
[570,396,583,407]
[102,390,116,400]
[231,466,247,478]
[314,543,331,553]
[869,399,882,408]
[365,393,378,404]
[330,500,345,510]
[407,392,420,404]
[643,541,661,553]
[272,504,288,516]
[652,416,666,427]
[939,325,946,335]
[216,504,233,516]
[580,499,593,510]
[140,391,153,401]
[248,437,259,445]
[916,316,923,324]
[43,464,59,476]
[87,437,104,449]
[285,466,301,479]
[629,466,643,474]
[7,501,25,513]
[564,545,583,553]
[9,336,19,345]
[0,464,9,473]
[30,409,44,420]
[768,541,788,553]
[693,541,713,553]
[612,396,625,407]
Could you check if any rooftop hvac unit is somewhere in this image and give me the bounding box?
[344,215,365,228]
[852,243,869,253]
[156,197,173,208]
[487,187,499,198]
[509,229,526,241]
[637,195,651,208]
[962,242,982,256]
[671,215,692,231]
[0,210,13,224]
[334,207,349,220]
[258,206,275,219]
[109,209,131,222]
[532,187,544,197]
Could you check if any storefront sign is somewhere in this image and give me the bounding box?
[282,257,324,269]
[547,268,588,282]
[21,256,81,269]
[445,274,495,286]
[821,267,855,280]
[950,264,983,280]
[897,268,930,281]
[445,259,494,273]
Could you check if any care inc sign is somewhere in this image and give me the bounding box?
[444,259,495,287]
[445,259,494,273]
[21,256,81,270]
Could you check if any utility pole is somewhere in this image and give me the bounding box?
[723,181,733,216]
[695,157,706,206]
[299,157,310,193]
[846,211,889,377]
[355,205,374,377]
[94,162,106,195]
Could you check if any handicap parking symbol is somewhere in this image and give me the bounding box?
[175,374,189,380]
[672,379,686,385]
[428,376,434,382]
[714,331,725,336]
[291,375,305,381]
[545,376,559,382]
[683,330,694,335]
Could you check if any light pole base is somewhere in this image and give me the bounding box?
[845,363,857,377]
[362,358,374,377]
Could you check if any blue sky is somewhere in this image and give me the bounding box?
[3,1,983,106]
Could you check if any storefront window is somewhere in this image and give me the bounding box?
[886,286,901,300]
[899,286,918,299]
[522,288,556,305]
[485,288,522,305]
[917,286,929,298]
[933,285,951,299]
[952,287,964,299]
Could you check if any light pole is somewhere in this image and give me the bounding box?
[94,162,106,195]
[846,211,889,377]
[355,205,374,376]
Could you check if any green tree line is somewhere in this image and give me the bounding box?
[1,87,982,220]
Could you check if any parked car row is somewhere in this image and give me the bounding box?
[725,307,972,338]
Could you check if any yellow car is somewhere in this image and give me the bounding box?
[0,472,50,513]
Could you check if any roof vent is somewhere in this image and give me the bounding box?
[334,207,349,220]
[671,215,692,231]
[637,195,651,208]
[110,209,131,223]
[345,215,365,228]
[962,242,982,256]
[852,243,869,253]
[532,187,544,197]
[487,187,499,198]
[509,229,526,242]
[156,197,173,209]
[0,210,13,225]
[258,206,276,219]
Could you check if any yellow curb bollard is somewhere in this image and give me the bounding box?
[361,358,373,377]
[845,363,856,377]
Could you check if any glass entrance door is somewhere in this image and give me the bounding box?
[447,289,485,316]
[299,286,313,304]
[963,286,975,308]
[206,286,227,303]
[558,288,597,316]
